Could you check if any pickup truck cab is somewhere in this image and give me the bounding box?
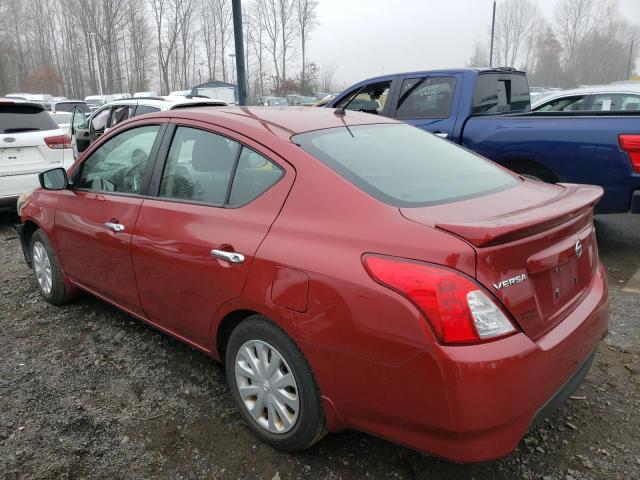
[327,68,640,214]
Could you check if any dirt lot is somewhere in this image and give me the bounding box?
[0,212,638,480]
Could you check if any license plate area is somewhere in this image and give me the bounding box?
[0,148,24,163]
[550,259,580,306]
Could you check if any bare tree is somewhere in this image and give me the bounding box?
[493,0,541,69]
[467,39,489,67]
[295,0,317,94]
[319,62,337,93]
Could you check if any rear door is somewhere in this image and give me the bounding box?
[55,120,166,313]
[0,103,64,177]
[389,74,460,138]
[130,120,294,346]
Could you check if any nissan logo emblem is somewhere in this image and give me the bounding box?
[3,137,16,143]
[575,240,583,258]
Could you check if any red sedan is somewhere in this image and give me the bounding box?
[16,106,609,462]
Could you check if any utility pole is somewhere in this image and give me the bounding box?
[489,1,497,67]
[627,38,635,80]
[90,33,104,96]
[231,0,247,106]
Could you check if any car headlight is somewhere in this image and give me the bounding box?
[16,191,33,216]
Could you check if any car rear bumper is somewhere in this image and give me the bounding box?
[0,173,39,209]
[308,263,609,462]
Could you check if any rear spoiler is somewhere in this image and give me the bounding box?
[435,184,603,247]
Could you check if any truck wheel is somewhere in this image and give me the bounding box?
[30,229,75,305]
[225,315,327,451]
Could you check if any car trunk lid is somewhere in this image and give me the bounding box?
[400,181,603,340]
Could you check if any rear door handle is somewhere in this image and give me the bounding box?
[104,222,125,232]
[210,249,245,264]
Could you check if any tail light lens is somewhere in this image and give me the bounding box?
[619,134,640,173]
[44,134,72,149]
[363,255,516,344]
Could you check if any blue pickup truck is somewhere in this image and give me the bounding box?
[326,68,640,214]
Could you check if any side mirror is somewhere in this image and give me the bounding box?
[39,168,68,190]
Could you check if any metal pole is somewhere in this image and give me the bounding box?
[232,0,247,106]
[90,33,104,97]
[489,1,496,67]
[627,38,635,80]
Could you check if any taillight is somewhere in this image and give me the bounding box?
[44,134,72,149]
[619,134,640,173]
[363,255,516,345]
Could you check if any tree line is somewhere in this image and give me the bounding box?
[468,0,639,88]
[0,0,339,101]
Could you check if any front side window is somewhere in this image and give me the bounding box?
[335,81,392,114]
[110,105,135,126]
[159,127,241,205]
[396,77,456,119]
[293,124,517,207]
[535,96,587,112]
[77,125,160,194]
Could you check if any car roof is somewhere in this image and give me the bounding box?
[101,97,227,110]
[532,84,640,107]
[162,105,399,136]
[346,67,525,86]
[0,98,46,110]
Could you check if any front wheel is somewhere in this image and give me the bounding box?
[225,316,327,451]
[30,229,75,305]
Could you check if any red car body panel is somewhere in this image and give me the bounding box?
[19,107,609,462]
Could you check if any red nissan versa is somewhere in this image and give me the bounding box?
[16,106,609,462]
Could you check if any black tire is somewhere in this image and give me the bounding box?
[225,315,327,451]
[30,229,75,305]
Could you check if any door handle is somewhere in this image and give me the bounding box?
[104,222,125,232]
[210,249,245,264]
[434,132,448,138]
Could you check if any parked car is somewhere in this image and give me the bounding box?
[84,95,115,111]
[169,89,192,97]
[328,68,640,214]
[133,91,158,98]
[70,96,227,159]
[16,106,609,462]
[258,96,288,106]
[49,111,73,130]
[0,99,71,210]
[51,100,89,113]
[532,84,640,112]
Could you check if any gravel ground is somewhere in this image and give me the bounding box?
[0,212,639,480]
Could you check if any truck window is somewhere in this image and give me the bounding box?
[335,81,392,115]
[473,73,530,114]
[396,77,456,119]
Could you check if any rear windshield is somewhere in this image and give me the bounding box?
[473,73,530,114]
[0,104,59,134]
[293,124,517,207]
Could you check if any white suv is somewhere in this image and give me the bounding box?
[0,99,71,210]
[70,96,226,159]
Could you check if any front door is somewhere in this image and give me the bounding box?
[70,106,90,159]
[391,75,459,139]
[55,122,164,313]
[131,122,294,346]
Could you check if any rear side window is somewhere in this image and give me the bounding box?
[473,73,530,114]
[136,105,161,116]
[293,124,517,207]
[228,148,283,206]
[0,105,58,133]
[591,93,640,111]
[396,76,456,119]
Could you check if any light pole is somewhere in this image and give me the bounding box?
[627,38,635,80]
[489,1,497,67]
[90,33,104,96]
[231,0,247,106]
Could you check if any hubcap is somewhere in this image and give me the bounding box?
[235,339,299,434]
[32,241,52,295]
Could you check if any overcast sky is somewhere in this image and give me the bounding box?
[306,0,640,88]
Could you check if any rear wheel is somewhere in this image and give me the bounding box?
[30,229,75,305]
[225,315,327,451]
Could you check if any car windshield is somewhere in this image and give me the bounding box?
[85,99,104,108]
[293,124,517,207]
